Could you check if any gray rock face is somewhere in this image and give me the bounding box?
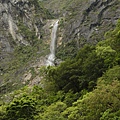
[0,0,46,90]
[0,0,43,54]
[0,0,46,76]
[62,0,120,45]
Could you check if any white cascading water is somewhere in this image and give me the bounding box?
[46,20,59,66]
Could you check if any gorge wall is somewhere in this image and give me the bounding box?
[63,0,120,43]
[48,0,120,59]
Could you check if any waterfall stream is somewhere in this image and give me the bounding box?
[46,20,59,66]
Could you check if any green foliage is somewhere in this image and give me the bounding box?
[109,20,120,52]
[0,19,49,94]
[1,7,120,120]
[100,109,120,120]
[96,46,116,67]
[18,22,39,46]
[56,40,77,60]
[47,44,113,93]
[46,19,120,94]
[0,105,6,120]
[99,65,120,84]
[29,0,53,19]
[45,59,81,92]
[104,19,120,64]
[63,90,79,106]
[5,95,37,120]
[14,45,36,65]
[63,80,120,120]
[39,102,67,120]
[42,0,78,16]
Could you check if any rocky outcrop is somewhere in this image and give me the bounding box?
[0,0,43,54]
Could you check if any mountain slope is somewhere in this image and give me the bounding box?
[0,0,120,97]
[50,0,120,59]
[0,0,120,119]
[0,0,52,94]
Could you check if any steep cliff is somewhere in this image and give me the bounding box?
[50,0,120,59]
[0,0,45,51]
[63,0,120,42]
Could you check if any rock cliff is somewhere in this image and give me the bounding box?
[63,0,120,42]
[55,0,120,59]
[0,0,46,54]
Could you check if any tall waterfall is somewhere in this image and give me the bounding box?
[46,20,59,66]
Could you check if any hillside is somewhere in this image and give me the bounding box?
[43,0,120,59]
[0,0,52,94]
[0,0,120,119]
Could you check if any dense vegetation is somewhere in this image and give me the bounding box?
[0,18,120,119]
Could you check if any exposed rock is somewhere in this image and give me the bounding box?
[0,0,49,94]
[29,75,42,86]
[54,0,120,59]
[23,72,32,84]
[63,0,120,44]
[42,19,58,42]
[0,0,43,52]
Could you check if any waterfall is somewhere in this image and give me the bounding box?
[46,20,59,66]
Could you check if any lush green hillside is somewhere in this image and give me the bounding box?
[0,19,120,120]
[0,0,120,119]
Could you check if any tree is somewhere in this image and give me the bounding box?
[96,46,116,68]
[39,102,67,120]
[0,104,6,120]
[5,94,37,120]
[99,65,120,84]
[62,80,120,120]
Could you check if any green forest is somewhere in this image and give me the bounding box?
[0,17,120,120]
